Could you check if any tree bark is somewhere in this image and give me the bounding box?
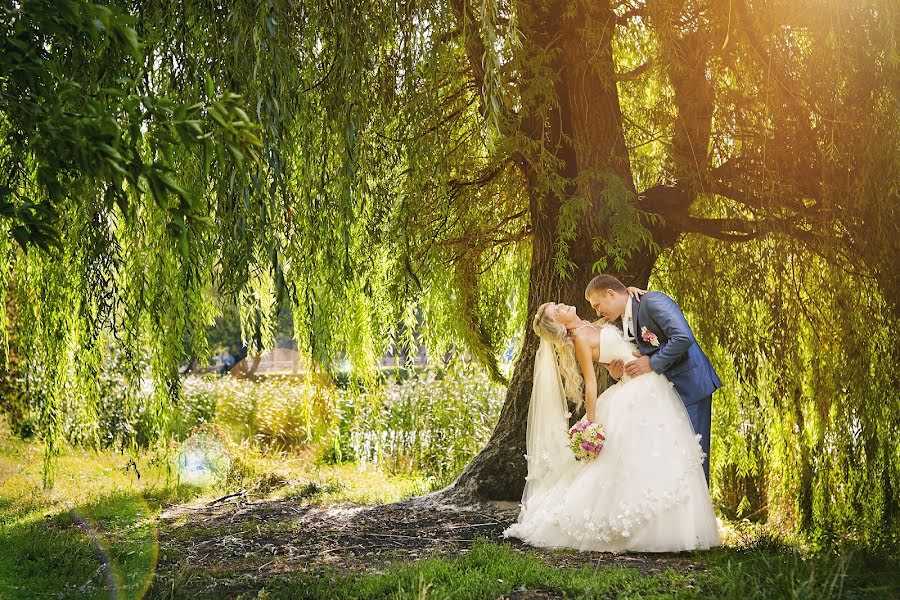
[446,1,662,502]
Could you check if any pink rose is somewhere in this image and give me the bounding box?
[641,326,661,347]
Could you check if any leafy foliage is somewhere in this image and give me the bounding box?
[659,236,899,551]
[349,366,506,485]
[0,0,896,551]
[21,367,505,487]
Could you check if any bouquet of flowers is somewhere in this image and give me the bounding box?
[568,419,606,461]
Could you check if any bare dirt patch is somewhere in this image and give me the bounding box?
[156,494,704,587]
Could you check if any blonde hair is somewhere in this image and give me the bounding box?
[532,302,586,410]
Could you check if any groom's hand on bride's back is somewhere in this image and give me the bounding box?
[624,351,653,377]
[604,359,625,380]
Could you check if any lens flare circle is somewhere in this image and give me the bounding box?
[175,431,231,487]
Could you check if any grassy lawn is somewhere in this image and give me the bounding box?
[0,421,430,599]
[246,540,898,600]
[0,425,175,599]
[1,422,897,600]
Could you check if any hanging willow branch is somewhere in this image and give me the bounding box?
[0,0,897,550]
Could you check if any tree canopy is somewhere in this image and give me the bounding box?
[1,0,897,548]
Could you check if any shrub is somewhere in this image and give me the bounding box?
[176,365,505,484]
[348,366,505,485]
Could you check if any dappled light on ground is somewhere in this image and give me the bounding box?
[1,420,898,599]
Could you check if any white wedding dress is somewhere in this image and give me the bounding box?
[503,325,720,552]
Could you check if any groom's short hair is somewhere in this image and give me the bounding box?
[585,274,627,296]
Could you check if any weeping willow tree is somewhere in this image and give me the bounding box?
[1,0,897,546]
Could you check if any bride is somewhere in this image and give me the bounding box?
[503,301,720,552]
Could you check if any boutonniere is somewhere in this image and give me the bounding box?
[641,326,660,347]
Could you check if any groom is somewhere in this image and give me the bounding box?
[585,274,722,484]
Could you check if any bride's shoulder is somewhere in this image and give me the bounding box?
[572,323,605,347]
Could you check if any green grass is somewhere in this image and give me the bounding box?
[1,420,898,600]
[0,420,438,599]
[1,492,159,599]
[243,542,692,600]
[0,425,190,599]
[164,539,894,600]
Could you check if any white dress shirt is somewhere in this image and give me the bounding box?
[623,299,635,341]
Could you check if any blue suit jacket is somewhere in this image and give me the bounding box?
[630,292,722,407]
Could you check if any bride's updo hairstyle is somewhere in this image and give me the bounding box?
[532,302,586,410]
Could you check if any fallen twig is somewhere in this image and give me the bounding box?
[443,522,502,530]
[208,491,247,506]
[367,532,476,543]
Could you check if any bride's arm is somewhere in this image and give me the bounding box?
[574,338,599,422]
[626,286,647,300]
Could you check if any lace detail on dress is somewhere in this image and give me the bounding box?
[504,364,719,553]
[506,430,706,545]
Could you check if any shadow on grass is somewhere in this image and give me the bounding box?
[0,484,208,600]
[3,492,899,600]
[706,545,898,599]
[150,537,900,600]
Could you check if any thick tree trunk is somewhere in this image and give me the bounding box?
[446,1,660,502]
[447,226,656,503]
